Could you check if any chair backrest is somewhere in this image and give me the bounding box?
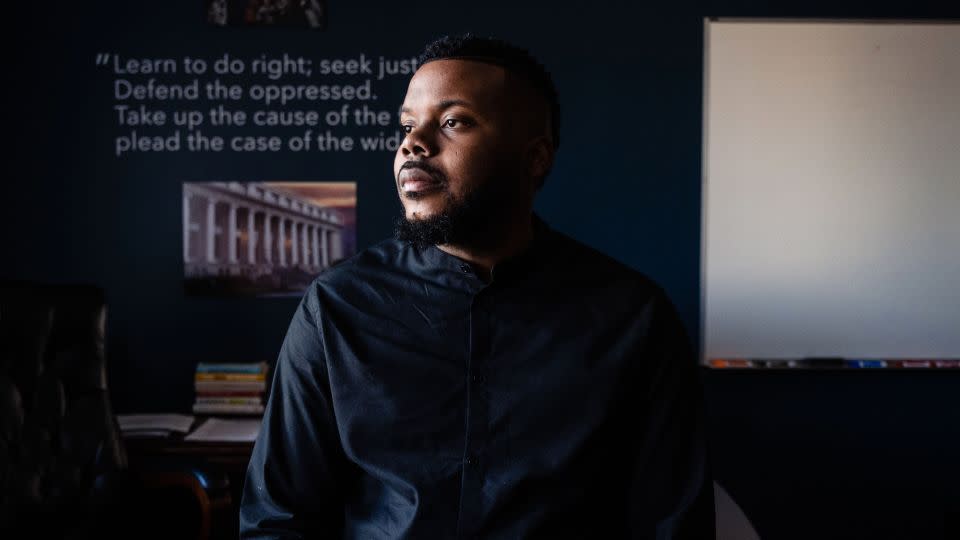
[0,281,126,529]
[715,482,761,540]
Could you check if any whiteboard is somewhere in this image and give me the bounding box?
[701,20,960,364]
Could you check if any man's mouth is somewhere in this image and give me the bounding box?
[400,169,444,194]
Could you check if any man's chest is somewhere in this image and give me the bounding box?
[315,281,650,472]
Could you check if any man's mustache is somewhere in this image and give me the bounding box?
[399,161,448,185]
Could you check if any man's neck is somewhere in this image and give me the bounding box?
[436,211,535,281]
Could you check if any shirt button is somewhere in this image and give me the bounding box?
[459,263,471,274]
[465,455,478,466]
[471,374,485,383]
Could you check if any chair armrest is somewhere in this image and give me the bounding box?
[138,470,212,540]
[130,467,232,540]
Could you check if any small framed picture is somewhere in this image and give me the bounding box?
[207,0,328,30]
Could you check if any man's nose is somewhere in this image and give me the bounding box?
[399,125,435,158]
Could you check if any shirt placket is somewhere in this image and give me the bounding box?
[455,262,491,540]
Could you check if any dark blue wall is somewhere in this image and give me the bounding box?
[8,2,958,538]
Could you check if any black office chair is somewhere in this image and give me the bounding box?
[1,281,233,539]
[0,281,131,538]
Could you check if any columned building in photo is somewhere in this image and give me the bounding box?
[183,182,344,280]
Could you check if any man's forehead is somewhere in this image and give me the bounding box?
[402,59,509,108]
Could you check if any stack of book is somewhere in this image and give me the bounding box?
[193,361,268,415]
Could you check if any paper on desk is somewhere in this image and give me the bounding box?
[185,417,263,442]
[122,429,178,439]
[117,414,195,434]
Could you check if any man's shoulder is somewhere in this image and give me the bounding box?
[309,237,409,291]
[546,227,665,299]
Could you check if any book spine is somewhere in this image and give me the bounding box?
[192,403,265,414]
[195,373,266,382]
[195,390,263,397]
[195,380,267,392]
[195,397,263,406]
[196,362,268,374]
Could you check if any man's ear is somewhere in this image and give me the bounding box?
[525,135,554,184]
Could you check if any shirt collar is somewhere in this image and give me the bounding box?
[423,212,554,285]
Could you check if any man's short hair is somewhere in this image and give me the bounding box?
[417,34,561,152]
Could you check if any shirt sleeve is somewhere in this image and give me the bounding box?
[628,288,715,539]
[239,285,349,539]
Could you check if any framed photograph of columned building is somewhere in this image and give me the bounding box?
[183,181,356,297]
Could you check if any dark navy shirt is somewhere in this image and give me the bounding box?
[240,213,714,539]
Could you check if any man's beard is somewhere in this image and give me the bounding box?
[394,176,514,252]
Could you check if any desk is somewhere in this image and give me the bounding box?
[123,422,255,540]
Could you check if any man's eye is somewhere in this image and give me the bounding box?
[442,118,463,128]
[401,124,413,133]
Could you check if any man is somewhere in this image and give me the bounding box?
[240,34,714,539]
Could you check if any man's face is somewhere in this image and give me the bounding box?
[393,59,530,247]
